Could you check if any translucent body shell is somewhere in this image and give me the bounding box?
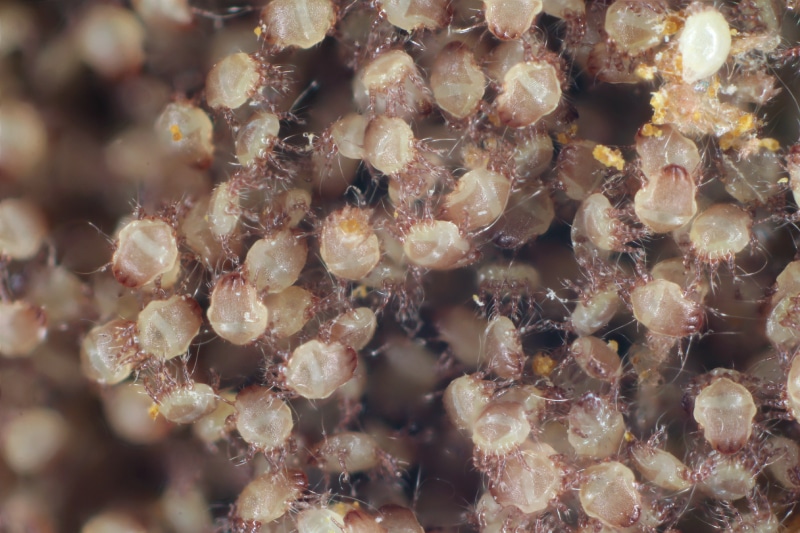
[495,61,561,128]
[0,198,48,260]
[634,165,697,233]
[234,386,294,450]
[159,383,218,424]
[484,0,543,40]
[207,273,268,345]
[489,440,562,515]
[443,168,511,231]
[259,0,336,49]
[0,300,47,358]
[380,0,451,32]
[205,53,260,110]
[605,0,666,55]
[689,204,752,263]
[313,432,381,473]
[235,469,306,523]
[678,6,731,83]
[112,219,179,288]
[570,336,622,382]
[364,116,415,175]
[155,102,214,167]
[235,112,280,167]
[787,354,800,422]
[630,279,702,338]
[137,295,202,360]
[244,230,307,293]
[430,42,485,119]
[284,340,357,399]
[693,376,756,453]
[579,462,642,529]
[80,319,135,384]
[403,220,471,270]
[320,207,381,280]
[567,393,625,458]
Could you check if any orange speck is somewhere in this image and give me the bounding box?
[148,403,160,420]
[170,124,183,142]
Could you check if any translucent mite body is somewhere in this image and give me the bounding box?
[484,0,543,40]
[259,0,336,50]
[402,220,472,270]
[136,295,202,360]
[0,300,47,358]
[157,383,218,424]
[205,53,262,110]
[112,218,179,289]
[284,340,358,399]
[692,374,757,454]
[234,385,294,451]
[320,206,381,281]
[630,279,703,338]
[430,42,485,120]
[567,393,625,458]
[0,198,48,260]
[207,272,269,345]
[379,0,451,32]
[244,230,308,293]
[495,60,561,128]
[487,440,562,515]
[579,461,642,529]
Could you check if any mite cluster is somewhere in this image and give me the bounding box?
[4,0,800,532]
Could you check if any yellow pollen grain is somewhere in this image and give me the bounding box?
[331,501,354,515]
[719,133,735,151]
[463,145,487,169]
[650,91,667,124]
[556,132,570,145]
[635,63,656,81]
[706,78,720,98]
[339,218,364,234]
[607,339,619,353]
[640,123,663,137]
[351,285,369,299]
[169,124,182,142]
[532,352,556,377]
[254,26,262,37]
[759,138,780,152]
[662,15,682,36]
[592,145,625,171]
[148,403,160,420]
[734,113,756,136]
